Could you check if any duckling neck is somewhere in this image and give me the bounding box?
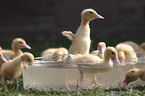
[81,18,90,26]
[12,46,22,56]
[103,56,111,62]
[140,69,145,81]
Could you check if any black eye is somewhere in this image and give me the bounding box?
[111,52,115,54]
[90,12,93,14]
[28,58,31,61]
[127,76,131,79]
[19,42,23,44]
[131,70,135,73]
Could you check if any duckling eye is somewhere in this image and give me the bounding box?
[19,42,23,44]
[28,58,31,61]
[131,70,135,73]
[127,76,131,79]
[89,12,93,14]
[111,52,115,54]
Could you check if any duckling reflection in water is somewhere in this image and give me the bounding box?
[121,68,145,86]
[74,47,120,86]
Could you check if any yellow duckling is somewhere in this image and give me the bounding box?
[121,68,145,86]
[1,52,34,81]
[62,8,104,54]
[116,43,138,64]
[140,42,145,51]
[62,54,82,63]
[123,41,145,57]
[2,38,31,60]
[74,47,120,85]
[41,47,68,61]
[0,51,8,68]
[91,42,106,59]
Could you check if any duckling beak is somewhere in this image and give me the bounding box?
[121,79,129,86]
[100,48,104,54]
[96,13,104,19]
[24,44,31,49]
[1,56,8,63]
[114,56,120,64]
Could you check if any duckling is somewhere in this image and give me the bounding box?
[41,47,68,61]
[91,42,106,59]
[0,52,8,68]
[121,68,145,86]
[1,52,34,81]
[62,54,82,63]
[62,8,104,54]
[116,43,138,64]
[2,38,31,60]
[140,42,145,51]
[74,47,120,85]
[123,41,145,57]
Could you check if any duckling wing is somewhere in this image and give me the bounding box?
[62,31,74,41]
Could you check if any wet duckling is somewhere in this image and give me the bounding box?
[1,52,34,81]
[62,8,104,54]
[91,42,106,59]
[2,38,31,60]
[41,47,68,61]
[116,43,138,64]
[74,47,120,85]
[121,68,145,86]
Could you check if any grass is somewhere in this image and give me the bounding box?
[0,76,145,96]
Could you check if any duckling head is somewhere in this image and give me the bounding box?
[104,47,120,64]
[52,50,64,61]
[21,52,34,65]
[81,8,104,22]
[121,68,142,85]
[97,42,106,54]
[0,52,8,63]
[12,38,31,49]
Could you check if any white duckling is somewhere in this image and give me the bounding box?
[121,68,145,86]
[74,47,120,85]
[91,42,106,59]
[2,38,31,60]
[62,8,104,54]
[41,47,68,61]
[1,52,34,81]
[116,43,138,64]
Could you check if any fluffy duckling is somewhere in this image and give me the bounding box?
[91,42,106,59]
[62,8,104,54]
[1,52,34,81]
[41,47,68,61]
[2,38,31,60]
[121,68,145,86]
[140,42,145,51]
[123,41,145,57]
[74,47,120,85]
[116,43,138,64]
[62,54,82,63]
[0,52,8,68]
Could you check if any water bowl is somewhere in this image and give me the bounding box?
[23,57,145,91]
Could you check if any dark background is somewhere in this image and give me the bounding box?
[0,0,145,57]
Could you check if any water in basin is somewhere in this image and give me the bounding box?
[23,58,145,91]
